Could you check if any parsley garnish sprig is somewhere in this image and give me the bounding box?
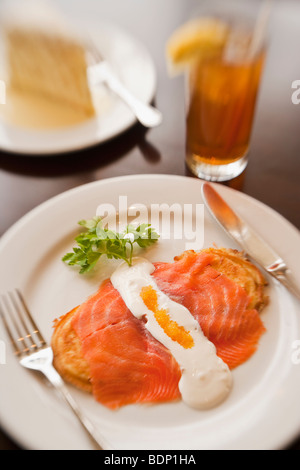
[62,216,159,274]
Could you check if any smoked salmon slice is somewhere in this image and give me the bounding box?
[152,251,266,369]
[72,279,182,409]
[71,251,266,409]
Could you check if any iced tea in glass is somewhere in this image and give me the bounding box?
[185,27,266,181]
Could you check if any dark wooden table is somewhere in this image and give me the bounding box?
[0,0,299,450]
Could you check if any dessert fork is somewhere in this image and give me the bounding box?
[86,42,163,128]
[0,289,111,450]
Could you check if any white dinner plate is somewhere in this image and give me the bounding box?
[0,20,157,155]
[0,174,300,450]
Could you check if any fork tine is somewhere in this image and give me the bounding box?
[0,294,30,356]
[0,290,46,356]
[14,289,46,347]
[85,38,103,66]
[0,300,23,356]
[8,291,39,353]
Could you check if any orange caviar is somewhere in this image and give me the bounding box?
[140,285,194,349]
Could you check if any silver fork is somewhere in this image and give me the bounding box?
[0,289,111,450]
[86,41,163,128]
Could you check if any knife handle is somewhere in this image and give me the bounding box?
[268,262,300,301]
[276,272,300,301]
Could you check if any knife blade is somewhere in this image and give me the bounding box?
[201,183,300,301]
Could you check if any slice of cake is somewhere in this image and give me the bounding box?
[2,0,95,117]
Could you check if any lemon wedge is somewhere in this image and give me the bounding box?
[166,17,229,73]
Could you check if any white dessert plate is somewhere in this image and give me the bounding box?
[0,20,157,155]
[0,174,300,450]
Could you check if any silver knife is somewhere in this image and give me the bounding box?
[202,182,300,301]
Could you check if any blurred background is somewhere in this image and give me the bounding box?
[0,0,299,232]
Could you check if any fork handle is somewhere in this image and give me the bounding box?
[41,363,110,450]
[110,80,163,128]
[101,63,163,128]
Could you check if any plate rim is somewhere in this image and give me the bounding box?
[1,174,299,245]
[0,173,300,451]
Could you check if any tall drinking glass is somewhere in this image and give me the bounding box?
[185,2,267,182]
